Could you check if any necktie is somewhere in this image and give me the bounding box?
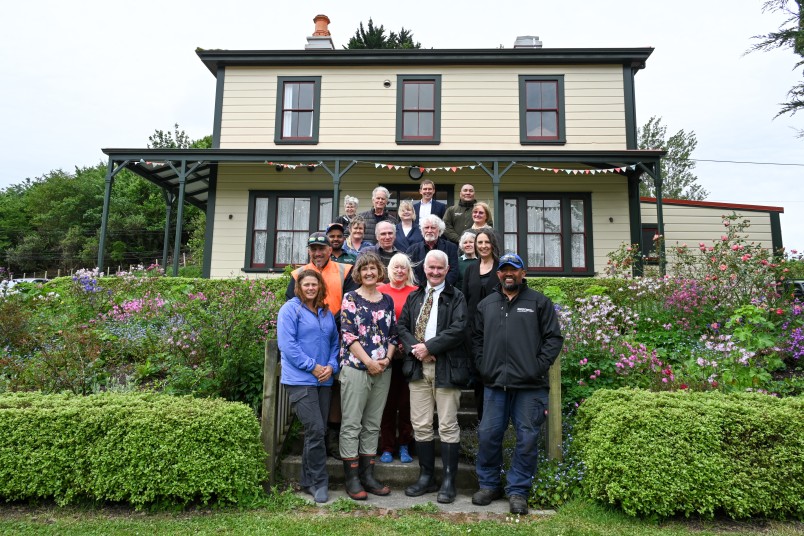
[415,288,435,342]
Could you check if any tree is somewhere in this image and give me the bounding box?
[345,18,421,49]
[638,116,708,201]
[749,0,804,132]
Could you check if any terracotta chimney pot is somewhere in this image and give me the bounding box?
[313,14,331,36]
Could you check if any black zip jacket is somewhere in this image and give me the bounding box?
[398,283,470,388]
[472,282,563,390]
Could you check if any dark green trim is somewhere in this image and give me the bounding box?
[623,66,637,150]
[770,211,783,254]
[395,74,441,145]
[197,48,653,75]
[103,147,665,164]
[212,67,225,148]
[274,76,321,145]
[201,165,218,278]
[518,75,566,145]
[627,172,643,274]
[244,190,333,272]
[499,192,594,276]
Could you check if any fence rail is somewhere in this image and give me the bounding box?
[260,339,294,486]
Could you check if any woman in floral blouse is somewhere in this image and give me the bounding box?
[339,251,397,500]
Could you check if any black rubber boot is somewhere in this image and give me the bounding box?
[358,455,391,496]
[342,458,367,500]
[437,442,460,504]
[404,440,439,497]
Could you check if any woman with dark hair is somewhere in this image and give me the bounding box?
[339,252,397,500]
[461,227,500,421]
[277,269,340,503]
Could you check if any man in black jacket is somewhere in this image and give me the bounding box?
[470,253,564,515]
[398,249,469,504]
[406,214,459,286]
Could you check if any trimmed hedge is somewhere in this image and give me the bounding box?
[574,388,804,519]
[0,392,267,508]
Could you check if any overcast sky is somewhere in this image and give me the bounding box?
[2,0,802,250]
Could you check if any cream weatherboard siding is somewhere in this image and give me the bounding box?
[640,202,776,251]
[209,164,631,278]
[218,65,626,152]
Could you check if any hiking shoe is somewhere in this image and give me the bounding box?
[471,487,504,506]
[312,486,329,504]
[380,451,393,463]
[399,444,413,463]
[509,494,528,515]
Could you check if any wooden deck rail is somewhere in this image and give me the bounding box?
[260,339,295,486]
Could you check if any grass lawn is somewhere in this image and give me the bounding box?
[0,498,802,536]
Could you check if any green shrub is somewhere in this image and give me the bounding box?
[574,388,804,519]
[0,391,267,509]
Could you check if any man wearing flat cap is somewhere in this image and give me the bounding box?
[470,252,564,516]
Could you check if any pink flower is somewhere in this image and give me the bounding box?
[680,384,688,390]
[719,264,727,271]
[724,220,731,227]
[731,244,739,251]
[721,235,728,241]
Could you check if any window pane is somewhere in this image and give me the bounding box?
[282,111,293,137]
[418,112,434,137]
[277,198,295,229]
[418,83,434,108]
[253,231,267,264]
[318,197,333,230]
[527,200,544,233]
[504,198,518,233]
[296,111,313,138]
[544,199,561,232]
[403,84,420,109]
[403,112,419,137]
[528,234,544,267]
[542,112,558,138]
[284,83,297,108]
[544,235,561,267]
[292,198,311,229]
[504,234,518,254]
[526,112,541,138]
[254,198,269,230]
[275,231,294,264]
[298,83,314,108]
[570,200,585,232]
[571,233,586,268]
[526,82,542,109]
[541,82,557,108]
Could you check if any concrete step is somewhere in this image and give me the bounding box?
[281,454,478,491]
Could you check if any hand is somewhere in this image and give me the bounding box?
[317,365,333,383]
[411,343,429,361]
[365,358,386,376]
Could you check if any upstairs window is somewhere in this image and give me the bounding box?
[275,77,321,144]
[519,75,565,144]
[397,75,441,144]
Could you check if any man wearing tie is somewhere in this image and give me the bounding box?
[397,249,469,504]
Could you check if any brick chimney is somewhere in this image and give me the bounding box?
[306,14,334,50]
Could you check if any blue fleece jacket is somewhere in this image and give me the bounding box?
[277,297,340,386]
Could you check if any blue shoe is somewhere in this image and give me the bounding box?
[399,444,413,463]
[380,451,393,463]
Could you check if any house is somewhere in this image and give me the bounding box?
[100,14,675,278]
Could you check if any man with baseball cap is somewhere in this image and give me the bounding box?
[326,223,356,265]
[470,252,564,515]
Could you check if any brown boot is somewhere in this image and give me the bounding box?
[342,458,367,500]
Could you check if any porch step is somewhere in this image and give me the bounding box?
[280,454,478,491]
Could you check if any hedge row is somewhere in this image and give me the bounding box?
[574,388,804,519]
[0,392,267,508]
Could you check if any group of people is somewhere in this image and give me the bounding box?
[276,180,564,515]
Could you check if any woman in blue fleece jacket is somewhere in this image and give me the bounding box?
[277,269,340,503]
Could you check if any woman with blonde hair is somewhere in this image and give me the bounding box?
[470,201,492,230]
[344,215,373,256]
[394,200,424,251]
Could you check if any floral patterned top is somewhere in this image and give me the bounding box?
[340,290,398,370]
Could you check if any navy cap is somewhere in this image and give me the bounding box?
[307,232,331,247]
[497,253,525,270]
[326,222,345,234]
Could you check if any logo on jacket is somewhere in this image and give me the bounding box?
[516,307,534,313]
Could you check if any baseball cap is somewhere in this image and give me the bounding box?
[497,253,525,270]
[307,232,331,247]
[326,222,345,234]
